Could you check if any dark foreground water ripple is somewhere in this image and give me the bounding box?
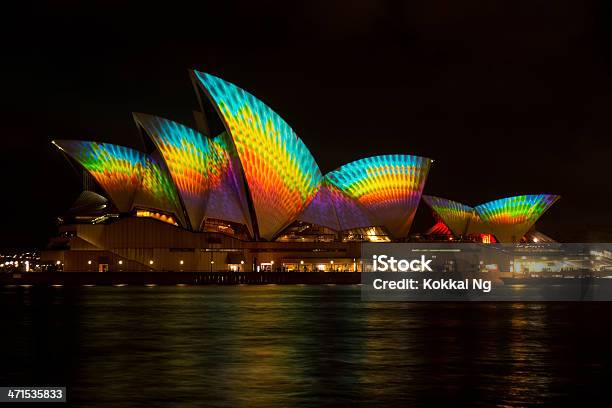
[1,285,612,407]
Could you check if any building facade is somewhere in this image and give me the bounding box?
[43,72,560,272]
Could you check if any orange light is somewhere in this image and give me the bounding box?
[136,210,177,226]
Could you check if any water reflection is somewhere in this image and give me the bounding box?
[1,286,612,407]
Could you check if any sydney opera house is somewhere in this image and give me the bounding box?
[43,71,560,272]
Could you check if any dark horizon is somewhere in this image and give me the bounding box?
[3,1,612,247]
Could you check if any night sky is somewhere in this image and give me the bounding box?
[3,1,612,247]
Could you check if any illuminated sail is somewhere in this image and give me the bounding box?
[193,71,322,240]
[421,195,475,236]
[298,184,341,231]
[52,140,143,212]
[132,152,186,227]
[134,113,226,230]
[53,140,186,226]
[203,132,254,236]
[475,194,560,243]
[298,182,374,231]
[465,211,492,236]
[326,182,373,231]
[326,155,431,238]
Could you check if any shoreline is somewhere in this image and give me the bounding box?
[1,272,606,286]
[1,271,362,286]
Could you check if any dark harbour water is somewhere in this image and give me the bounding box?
[1,285,612,407]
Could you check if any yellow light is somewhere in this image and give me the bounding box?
[149,260,154,265]
[56,260,61,265]
[211,260,214,264]
[300,260,304,265]
[271,260,274,265]
[330,260,334,264]
[87,260,92,265]
[240,260,244,264]
[118,260,123,265]
[180,260,184,265]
